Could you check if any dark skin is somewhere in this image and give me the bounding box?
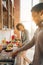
[12,10,43,58]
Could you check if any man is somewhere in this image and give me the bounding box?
[12,3,43,65]
[15,23,29,65]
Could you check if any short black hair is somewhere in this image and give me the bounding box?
[16,23,24,30]
[31,3,43,13]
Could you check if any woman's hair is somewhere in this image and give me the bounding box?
[31,3,43,13]
[16,23,24,30]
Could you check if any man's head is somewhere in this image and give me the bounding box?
[31,3,43,25]
[16,23,25,31]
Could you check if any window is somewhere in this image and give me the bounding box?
[20,0,39,39]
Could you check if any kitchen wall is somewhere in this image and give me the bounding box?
[0,30,14,43]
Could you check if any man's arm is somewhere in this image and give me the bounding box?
[12,36,35,57]
[18,36,35,52]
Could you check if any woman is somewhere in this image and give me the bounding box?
[15,23,29,65]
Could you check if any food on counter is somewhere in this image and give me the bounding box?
[11,35,16,40]
[2,39,6,44]
[6,43,13,51]
[16,42,19,46]
[7,43,13,47]
[6,41,11,44]
[6,47,12,50]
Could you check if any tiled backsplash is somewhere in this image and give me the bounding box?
[0,30,14,43]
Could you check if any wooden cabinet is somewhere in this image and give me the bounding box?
[0,0,14,30]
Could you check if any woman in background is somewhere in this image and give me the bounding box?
[15,23,29,65]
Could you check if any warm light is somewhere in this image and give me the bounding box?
[20,0,39,38]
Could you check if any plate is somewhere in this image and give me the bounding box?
[5,49,13,52]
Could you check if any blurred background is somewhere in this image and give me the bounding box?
[0,0,43,65]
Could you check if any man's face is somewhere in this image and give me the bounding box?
[32,11,41,25]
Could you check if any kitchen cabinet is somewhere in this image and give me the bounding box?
[0,0,15,30]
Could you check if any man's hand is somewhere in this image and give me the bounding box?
[12,50,19,58]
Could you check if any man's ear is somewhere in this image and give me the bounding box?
[40,10,43,20]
